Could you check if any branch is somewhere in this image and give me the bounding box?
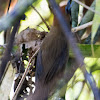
[12,48,40,100]
[73,0,99,15]
[72,21,93,32]
[0,20,20,85]
[31,5,50,31]
[78,0,95,37]
[0,0,36,32]
[48,0,100,100]
[49,0,84,69]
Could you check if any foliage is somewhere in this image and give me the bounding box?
[0,0,100,100]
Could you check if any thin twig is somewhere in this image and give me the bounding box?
[73,0,99,15]
[37,25,45,31]
[72,21,93,32]
[12,48,40,100]
[31,5,50,31]
[0,20,20,85]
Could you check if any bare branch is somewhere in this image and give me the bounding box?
[78,0,95,37]
[72,21,93,32]
[0,20,20,85]
[31,5,50,31]
[48,0,100,100]
[12,48,40,100]
[73,0,99,15]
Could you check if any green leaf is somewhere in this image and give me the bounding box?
[69,44,100,58]
[92,0,100,42]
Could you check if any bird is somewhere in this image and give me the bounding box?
[27,2,70,100]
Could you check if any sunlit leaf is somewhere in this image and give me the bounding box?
[93,71,100,88]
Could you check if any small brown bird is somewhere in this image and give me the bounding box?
[27,3,70,100]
